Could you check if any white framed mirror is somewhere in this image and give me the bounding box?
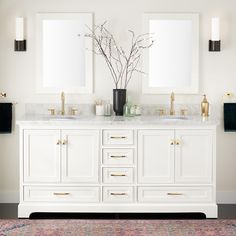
[142,13,199,94]
[36,13,93,94]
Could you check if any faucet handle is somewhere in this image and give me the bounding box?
[71,108,78,116]
[48,108,56,116]
[180,109,188,116]
[0,92,6,98]
[158,109,165,116]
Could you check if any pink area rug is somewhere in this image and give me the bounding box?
[0,219,236,236]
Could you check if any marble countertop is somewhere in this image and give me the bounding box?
[16,115,220,127]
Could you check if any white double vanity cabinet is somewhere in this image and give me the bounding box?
[17,117,217,218]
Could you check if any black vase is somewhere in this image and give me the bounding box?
[113,89,126,116]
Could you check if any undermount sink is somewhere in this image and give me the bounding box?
[159,116,190,121]
[49,115,79,121]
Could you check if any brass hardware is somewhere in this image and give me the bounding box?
[225,93,234,98]
[110,136,127,139]
[175,140,181,145]
[71,108,78,116]
[48,108,55,116]
[62,140,67,145]
[110,192,127,196]
[53,192,70,196]
[180,109,188,116]
[110,155,126,158]
[167,192,183,196]
[170,140,175,145]
[158,109,165,116]
[170,92,175,116]
[56,140,61,145]
[60,91,65,116]
[110,173,127,177]
[0,92,6,98]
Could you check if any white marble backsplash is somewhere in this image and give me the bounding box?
[25,103,220,117]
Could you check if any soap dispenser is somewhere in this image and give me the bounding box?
[201,95,209,117]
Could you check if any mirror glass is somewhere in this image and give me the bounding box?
[142,13,199,94]
[36,13,93,94]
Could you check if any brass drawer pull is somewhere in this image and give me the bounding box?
[167,192,183,196]
[110,155,126,158]
[110,173,127,177]
[110,192,127,196]
[53,192,70,196]
[110,136,127,139]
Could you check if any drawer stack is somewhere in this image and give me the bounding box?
[102,129,136,203]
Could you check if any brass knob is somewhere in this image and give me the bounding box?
[175,140,181,145]
[62,140,67,145]
[48,108,56,116]
[56,140,61,145]
[170,140,174,145]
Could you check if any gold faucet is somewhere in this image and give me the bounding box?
[170,92,175,115]
[60,91,65,115]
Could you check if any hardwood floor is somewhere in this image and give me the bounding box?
[0,204,236,219]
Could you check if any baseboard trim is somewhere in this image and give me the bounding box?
[216,191,236,204]
[0,191,236,204]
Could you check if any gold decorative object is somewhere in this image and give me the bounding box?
[170,92,175,115]
[201,94,209,117]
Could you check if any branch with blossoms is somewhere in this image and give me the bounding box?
[82,22,154,89]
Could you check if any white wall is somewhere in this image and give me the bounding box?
[0,0,236,203]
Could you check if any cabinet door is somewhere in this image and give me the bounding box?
[138,130,174,183]
[175,130,213,184]
[23,130,61,183]
[61,130,99,183]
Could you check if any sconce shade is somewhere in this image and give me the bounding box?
[211,17,220,41]
[209,17,221,52]
[16,17,24,40]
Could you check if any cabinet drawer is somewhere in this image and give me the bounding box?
[24,186,100,203]
[102,130,134,145]
[103,168,134,184]
[138,187,213,203]
[103,187,134,203]
[102,149,134,165]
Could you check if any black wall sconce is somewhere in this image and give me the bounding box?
[209,17,220,52]
[15,17,26,51]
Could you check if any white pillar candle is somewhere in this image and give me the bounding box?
[211,17,220,41]
[16,17,24,40]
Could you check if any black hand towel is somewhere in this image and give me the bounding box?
[0,103,12,133]
[224,103,236,132]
